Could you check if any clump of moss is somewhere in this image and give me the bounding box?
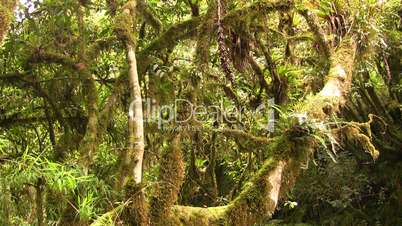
[150,134,185,226]
[169,132,314,226]
[114,1,137,45]
[298,95,336,119]
[224,158,283,226]
[331,114,380,161]
[173,206,227,226]
[341,126,379,160]
[122,179,150,226]
[222,134,315,226]
[223,0,293,25]
[268,135,296,158]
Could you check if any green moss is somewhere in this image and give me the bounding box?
[268,135,296,159]
[114,1,137,45]
[122,180,150,226]
[224,158,281,226]
[223,0,293,26]
[343,126,379,160]
[150,135,185,225]
[195,2,215,68]
[137,0,161,32]
[173,206,227,226]
[0,0,17,44]
[114,13,136,45]
[165,133,314,226]
[30,50,77,69]
[298,9,330,59]
[298,94,337,119]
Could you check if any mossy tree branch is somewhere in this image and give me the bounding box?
[137,0,162,32]
[172,136,310,226]
[195,0,216,67]
[0,0,16,45]
[28,49,80,70]
[0,71,67,128]
[138,0,294,75]
[222,0,293,25]
[139,17,202,57]
[215,128,272,145]
[298,9,330,59]
[150,134,185,226]
[256,37,288,104]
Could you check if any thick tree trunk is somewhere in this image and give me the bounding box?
[125,43,145,185]
[114,0,146,188]
[150,134,184,226]
[114,2,150,225]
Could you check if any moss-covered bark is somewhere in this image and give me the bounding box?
[222,0,292,25]
[150,134,185,226]
[137,0,161,32]
[122,181,150,226]
[78,68,99,173]
[169,135,311,226]
[0,0,16,45]
[76,4,100,174]
[195,0,216,67]
[139,17,202,57]
[225,159,287,226]
[298,9,330,59]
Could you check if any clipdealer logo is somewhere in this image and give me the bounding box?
[129,98,275,132]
